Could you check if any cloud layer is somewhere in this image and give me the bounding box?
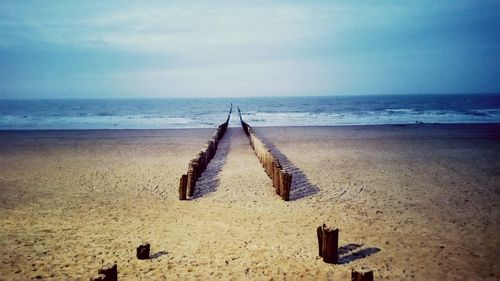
[1,1,499,98]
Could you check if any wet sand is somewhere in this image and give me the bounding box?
[0,124,499,280]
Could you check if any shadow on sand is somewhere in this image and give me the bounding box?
[150,251,168,259]
[191,130,231,199]
[337,243,381,264]
[254,131,319,200]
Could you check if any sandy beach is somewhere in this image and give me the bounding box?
[0,124,499,280]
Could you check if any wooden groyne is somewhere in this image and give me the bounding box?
[178,105,232,200]
[237,107,292,201]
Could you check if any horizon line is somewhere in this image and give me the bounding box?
[1,92,499,101]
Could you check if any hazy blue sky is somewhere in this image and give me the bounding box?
[0,0,499,98]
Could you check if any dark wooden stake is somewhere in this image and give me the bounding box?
[279,170,286,197]
[137,242,150,260]
[352,268,374,281]
[317,225,324,257]
[179,174,187,200]
[187,162,198,197]
[318,225,339,264]
[273,161,281,194]
[281,172,292,201]
[97,263,117,281]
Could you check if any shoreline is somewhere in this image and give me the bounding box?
[0,121,499,132]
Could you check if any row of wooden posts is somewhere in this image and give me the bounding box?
[237,107,292,201]
[178,105,232,200]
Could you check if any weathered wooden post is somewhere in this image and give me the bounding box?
[213,129,220,141]
[264,151,268,175]
[352,268,374,281]
[273,160,281,193]
[206,142,213,163]
[201,147,208,171]
[208,140,215,159]
[279,170,286,197]
[316,225,323,257]
[194,154,202,177]
[281,171,292,201]
[211,137,217,151]
[97,263,117,281]
[266,150,272,176]
[136,242,150,260]
[317,225,339,264]
[179,174,188,200]
[200,151,206,172]
[187,161,198,197]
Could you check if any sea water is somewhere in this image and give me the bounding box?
[0,94,498,130]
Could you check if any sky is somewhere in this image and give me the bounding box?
[0,0,499,99]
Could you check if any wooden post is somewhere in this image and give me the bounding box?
[208,139,214,156]
[275,163,282,195]
[136,242,150,260]
[201,147,208,171]
[273,160,280,193]
[318,225,339,264]
[206,142,213,163]
[187,161,198,197]
[179,174,187,200]
[211,137,217,152]
[279,170,286,197]
[352,268,374,281]
[266,150,272,176]
[317,225,324,257]
[194,154,202,177]
[97,263,117,281]
[281,171,292,201]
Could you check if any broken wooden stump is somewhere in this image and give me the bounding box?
[317,225,339,264]
[96,263,117,281]
[179,174,188,200]
[136,242,150,260]
[352,268,374,281]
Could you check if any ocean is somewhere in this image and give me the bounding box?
[0,94,499,130]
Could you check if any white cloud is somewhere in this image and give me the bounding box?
[2,3,319,55]
[103,58,336,97]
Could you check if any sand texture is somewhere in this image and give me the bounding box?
[0,124,499,280]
